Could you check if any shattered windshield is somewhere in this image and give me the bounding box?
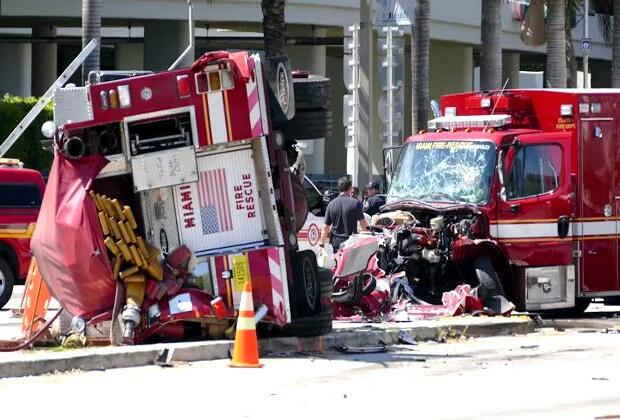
[387,140,496,205]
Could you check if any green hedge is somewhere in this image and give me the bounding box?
[0,94,54,172]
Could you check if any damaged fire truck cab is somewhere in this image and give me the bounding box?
[32,51,329,343]
[385,89,620,312]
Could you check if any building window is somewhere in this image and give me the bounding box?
[507,144,562,199]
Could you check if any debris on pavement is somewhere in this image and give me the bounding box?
[398,330,418,345]
[333,280,516,323]
[335,344,388,354]
[154,348,175,367]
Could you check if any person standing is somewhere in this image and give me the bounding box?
[319,176,369,251]
[364,181,386,216]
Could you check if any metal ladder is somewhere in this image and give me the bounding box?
[0,39,98,158]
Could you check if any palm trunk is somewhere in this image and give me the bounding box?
[613,0,620,87]
[480,0,502,90]
[261,0,286,58]
[546,0,567,88]
[412,0,430,132]
[81,0,102,84]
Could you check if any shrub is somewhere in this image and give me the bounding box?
[0,94,54,172]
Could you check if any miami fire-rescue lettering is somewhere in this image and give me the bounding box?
[180,184,196,228]
[234,173,256,218]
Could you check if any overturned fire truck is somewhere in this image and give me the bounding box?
[366,89,620,314]
[27,49,332,344]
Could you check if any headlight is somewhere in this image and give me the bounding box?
[41,121,57,139]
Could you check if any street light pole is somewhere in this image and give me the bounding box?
[584,0,591,88]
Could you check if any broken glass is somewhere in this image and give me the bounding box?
[387,140,496,205]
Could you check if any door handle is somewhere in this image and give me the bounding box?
[615,196,620,200]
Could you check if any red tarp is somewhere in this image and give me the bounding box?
[31,154,115,319]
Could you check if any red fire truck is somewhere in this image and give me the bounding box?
[378,89,620,313]
[26,49,332,343]
[0,159,45,308]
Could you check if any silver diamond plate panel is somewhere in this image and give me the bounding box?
[98,154,130,178]
[140,187,181,254]
[54,87,94,126]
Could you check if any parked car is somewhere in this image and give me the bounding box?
[0,159,45,308]
[304,176,327,217]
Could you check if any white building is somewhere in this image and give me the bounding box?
[0,0,613,183]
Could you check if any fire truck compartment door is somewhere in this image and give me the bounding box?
[131,146,199,192]
[579,118,619,294]
[173,143,268,256]
[496,132,575,308]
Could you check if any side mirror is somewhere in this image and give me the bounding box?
[557,215,570,239]
[497,141,520,203]
[430,99,441,118]
[497,149,507,203]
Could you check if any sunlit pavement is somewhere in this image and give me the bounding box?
[1,328,619,419]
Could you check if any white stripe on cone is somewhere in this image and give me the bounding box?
[236,315,256,331]
[239,287,254,311]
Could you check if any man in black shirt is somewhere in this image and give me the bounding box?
[364,181,385,216]
[319,176,369,251]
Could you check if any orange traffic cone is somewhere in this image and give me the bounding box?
[230,280,263,368]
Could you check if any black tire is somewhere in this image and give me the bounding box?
[282,308,333,337]
[361,273,377,296]
[333,276,363,306]
[317,267,334,299]
[283,267,333,337]
[293,75,330,110]
[291,250,321,317]
[473,256,505,302]
[282,110,333,141]
[0,257,15,309]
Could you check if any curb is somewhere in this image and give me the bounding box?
[540,318,620,331]
[0,315,534,379]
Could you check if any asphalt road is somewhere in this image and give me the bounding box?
[0,329,619,419]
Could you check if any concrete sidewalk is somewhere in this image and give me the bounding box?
[0,315,534,379]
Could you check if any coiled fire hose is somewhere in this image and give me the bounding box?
[0,308,63,352]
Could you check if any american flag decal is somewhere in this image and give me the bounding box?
[198,169,233,234]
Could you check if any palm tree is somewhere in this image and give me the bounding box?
[261,0,286,58]
[412,0,430,132]
[480,0,502,90]
[81,0,102,84]
[565,0,582,87]
[595,0,620,87]
[546,0,567,88]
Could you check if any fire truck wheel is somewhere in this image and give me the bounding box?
[293,75,331,110]
[473,256,505,302]
[282,110,333,141]
[292,250,322,318]
[282,268,333,337]
[0,257,15,309]
[282,308,333,337]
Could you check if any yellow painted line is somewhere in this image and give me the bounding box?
[491,218,558,224]
[492,217,620,224]
[223,90,233,142]
[497,234,618,244]
[201,93,212,145]
[0,223,35,239]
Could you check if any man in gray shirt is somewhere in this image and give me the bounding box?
[319,176,369,251]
